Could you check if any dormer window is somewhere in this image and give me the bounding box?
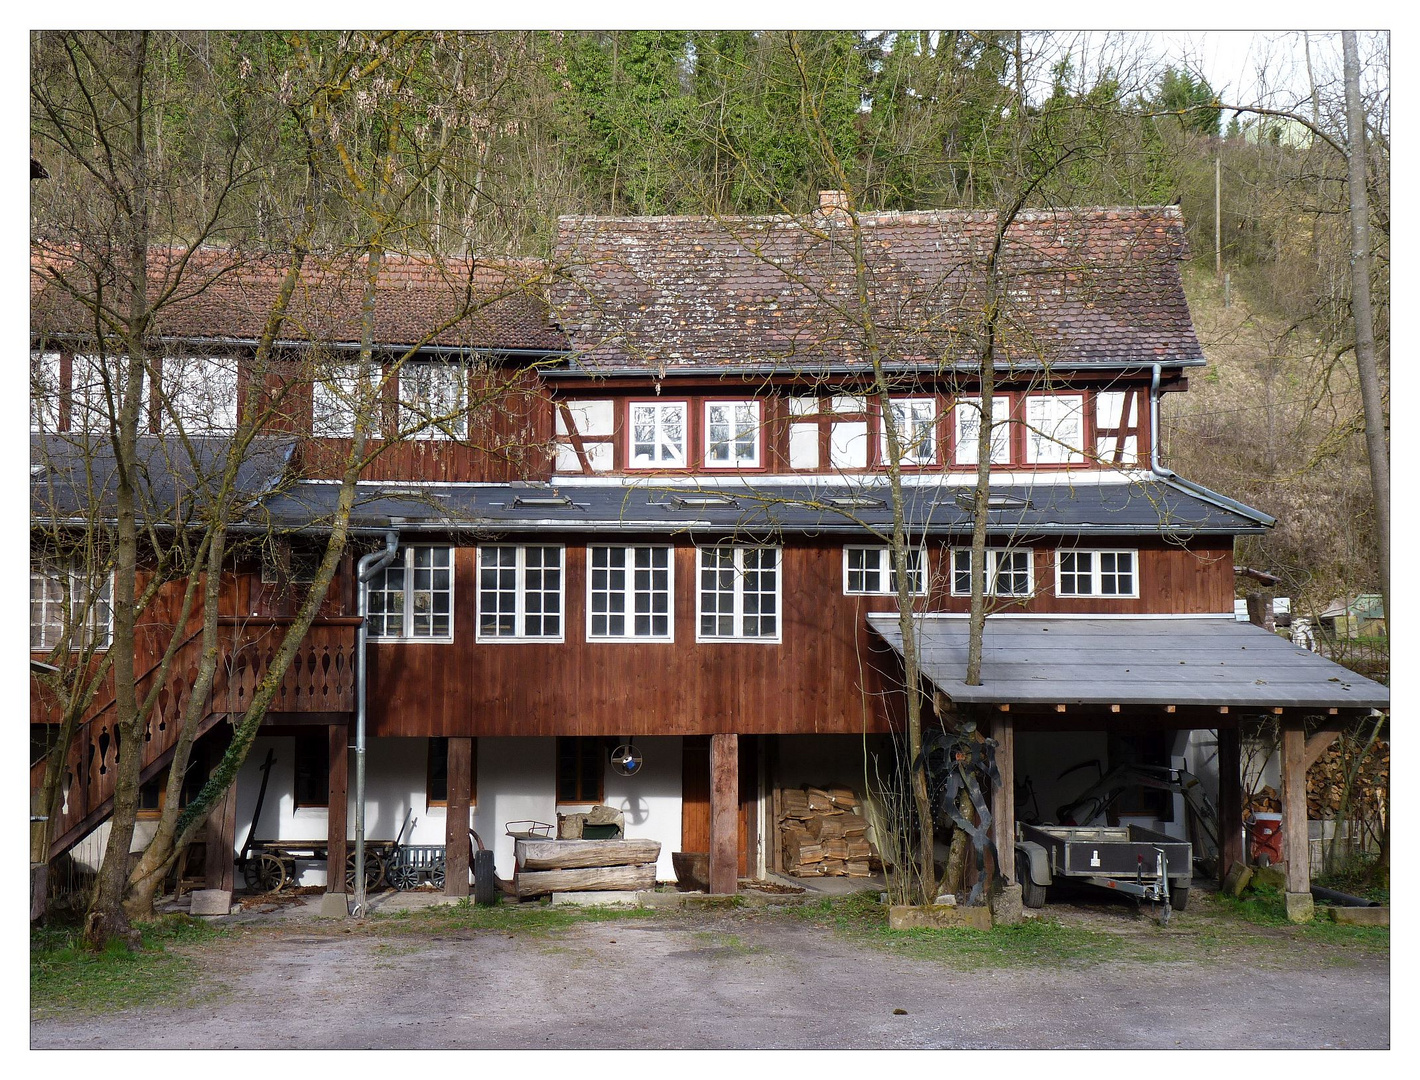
[399,361,467,440]
[629,400,686,468]
[704,400,760,468]
[953,397,1011,466]
[1024,394,1085,464]
[882,397,938,466]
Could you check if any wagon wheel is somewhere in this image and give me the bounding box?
[346,850,384,892]
[429,858,446,891]
[244,853,286,894]
[387,861,416,891]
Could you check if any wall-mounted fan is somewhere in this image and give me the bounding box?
[610,741,643,776]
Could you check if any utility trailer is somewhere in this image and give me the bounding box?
[1015,822,1192,922]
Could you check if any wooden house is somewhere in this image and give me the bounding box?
[30,200,1389,913]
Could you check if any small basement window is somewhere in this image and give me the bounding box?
[293,731,329,809]
[557,737,605,804]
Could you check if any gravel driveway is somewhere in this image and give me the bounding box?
[31,893,1389,1050]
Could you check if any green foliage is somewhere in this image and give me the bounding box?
[1154,67,1222,137]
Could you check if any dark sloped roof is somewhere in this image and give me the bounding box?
[551,206,1202,374]
[30,247,568,354]
[869,614,1390,710]
[251,475,1269,536]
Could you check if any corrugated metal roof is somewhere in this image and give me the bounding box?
[867,614,1390,709]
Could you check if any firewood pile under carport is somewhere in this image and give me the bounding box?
[778,785,880,877]
[512,838,661,898]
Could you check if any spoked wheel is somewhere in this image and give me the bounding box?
[244,853,287,894]
[429,859,446,891]
[346,850,384,892]
[387,862,416,891]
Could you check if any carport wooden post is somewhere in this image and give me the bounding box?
[991,714,1015,884]
[709,733,739,894]
[1217,723,1243,884]
[327,722,349,894]
[204,783,237,893]
[1280,716,1314,920]
[444,737,473,897]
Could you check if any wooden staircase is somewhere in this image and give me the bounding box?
[31,617,359,860]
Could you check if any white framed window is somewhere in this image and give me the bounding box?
[704,400,761,468]
[829,395,870,469]
[555,399,616,473]
[30,558,113,651]
[1056,549,1138,598]
[881,398,938,466]
[1025,394,1085,464]
[843,546,926,595]
[953,397,1011,465]
[161,356,240,433]
[697,546,781,641]
[587,545,674,641]
[1095,391,1139,465]
[950,548,1033,597]
[629,401,687,468]
[366,545,454,641]
[70,354,149,433]
[477,545,564,641]
[399,362,467,440]
[787,396,821,469]
[31,352,61,432]
[312,362,379,439]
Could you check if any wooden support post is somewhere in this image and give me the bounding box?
[204,783,238,893]
[991,714,1016,885]
[326,722,348,894]
[1217,723,1243,885]
[1280,717,1310,897]
[444,737,473,898]
[1303,729,1341,772]
[709,733,739,895]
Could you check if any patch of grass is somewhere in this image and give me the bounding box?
[1211,886,1389,950]
[1314,855,1389,905]
[368,898,659,937]
[31,915,225,1019]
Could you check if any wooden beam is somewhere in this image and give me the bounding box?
[1303,729,1342,773]
[326,722,348,895]
[1217,706,1229,714]
[709,733,739,895]
[1164,705,1177,714]
[991,714,1016,886]
[1280,718,1310,896]
[997,704,1010,713]
[1055,704,1067,713]
[1109,704,1121,713]
[444,737,473,898]
[1272,707,1285,715]
[204,783,237,893]
[1217,724,1243,885]
[1328,708,1339,716]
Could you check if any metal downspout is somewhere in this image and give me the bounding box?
[353,530,399,916]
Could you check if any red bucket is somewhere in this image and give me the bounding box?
[1246,811,1284,865]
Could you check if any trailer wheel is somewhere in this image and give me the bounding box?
[1016,853,1047,909]
[1169,884,1190,912]
[473,848,497,906]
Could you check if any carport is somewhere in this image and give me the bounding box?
[868,613,1390,920]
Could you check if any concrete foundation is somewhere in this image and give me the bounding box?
[189,889,233,917]
[319,892,350,918]
[889,904,993,930]
[991,884,1024,926]
[1329,905,1388,927]
[1284,891,1315,923]
[550,891,638,907]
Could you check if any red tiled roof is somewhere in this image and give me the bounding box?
[30,246,568,354]
[550,206,1202,372]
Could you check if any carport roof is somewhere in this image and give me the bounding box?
[867,614,1390,710]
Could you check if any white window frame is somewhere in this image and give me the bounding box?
[880,397,938,466]
[1024,393,1086,465]
[953,397,1011,465]
[30,558,114,651]
[365,545,455,642]
[476,545,565,642]
[628,400,688,469]
[312,362,379,439]
[703,400,761,469]
[842,546,926,596]
[950,548,1034,597]
[696,545,782,643]
[399,361,467,440]
[1055,549,1139,598]
[31,351,61,433]
[70,354,149,434]
[585,545,675,642]
[160,356,240,433]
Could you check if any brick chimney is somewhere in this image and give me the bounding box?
[816,188,851,222]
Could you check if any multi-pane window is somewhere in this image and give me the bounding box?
[1057,550,1138,597]
[951,548,1033,597]
[698,546,781,641]
[312,362,378,438]
[588,546,673,640]
[1095,391,1140,466]
[161,356,240,433]
[399,362,467,439]
[843,547,926,595]
[70,354,149,433]
[31,352,61,432]
[30,558,113,650]
[882,398,938,465]
[366,546,454,641]
[1025,394,1085,464]
[953,398,1011,465]
[477,545,564,640]
[554,399,616,473]
[629,401,687,468]
[704,401,760,468]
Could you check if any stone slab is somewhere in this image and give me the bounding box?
[1284,891,1315,923]
[889,904,993,931]
[319,892,350,918]
[1328,905,1388,926]
[1222,861,1253,897]
[189,889,233,917]
[992,884,1024,926]
[550,891,638,907]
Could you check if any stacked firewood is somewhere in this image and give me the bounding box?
[778,785,879,878]
[1306,739,1389,821]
